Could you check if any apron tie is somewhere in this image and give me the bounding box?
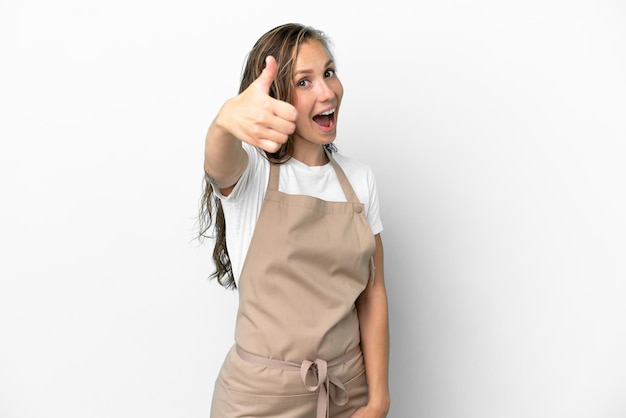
[236,345,360,418]
[300,358,349,418]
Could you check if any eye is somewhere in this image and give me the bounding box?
[297,78,310,87]
[324,69,336,78]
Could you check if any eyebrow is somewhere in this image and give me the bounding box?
[293,59,335,77]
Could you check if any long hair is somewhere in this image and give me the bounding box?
[198,23,335,289]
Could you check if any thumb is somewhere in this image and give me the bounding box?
[255,55,278,95]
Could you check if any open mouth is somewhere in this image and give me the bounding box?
[312,108,335,128]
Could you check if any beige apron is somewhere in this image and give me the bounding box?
[211,151,376,418]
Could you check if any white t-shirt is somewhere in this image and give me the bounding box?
[214,143,383,286]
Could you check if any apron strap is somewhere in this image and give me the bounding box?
[268,161,281,192]
[326,149,361,205]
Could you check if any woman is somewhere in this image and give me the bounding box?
[200,23,390,418]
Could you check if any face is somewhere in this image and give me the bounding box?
[291,40,344,150]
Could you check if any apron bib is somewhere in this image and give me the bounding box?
[211,151,376,418]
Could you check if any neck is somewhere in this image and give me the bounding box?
[292,143,329,167]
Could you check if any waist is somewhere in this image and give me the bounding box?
[235,344,362,418]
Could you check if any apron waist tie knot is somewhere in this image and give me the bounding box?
[235,345,361,418]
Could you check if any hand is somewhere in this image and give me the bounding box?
[351,404,388,418]
[218,56,297,153]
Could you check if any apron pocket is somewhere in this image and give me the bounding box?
[227,389,318,416]
[343,368,366,387]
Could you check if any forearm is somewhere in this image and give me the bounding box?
[358,292,390,412]
[204,102,247,190]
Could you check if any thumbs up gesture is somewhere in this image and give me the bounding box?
[218,56,298,153]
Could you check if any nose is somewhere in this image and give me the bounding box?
[316,79,334,102]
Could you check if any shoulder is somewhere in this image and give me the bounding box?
[332,149,379,200]
[332,149,383,234]
[332,150,376,182]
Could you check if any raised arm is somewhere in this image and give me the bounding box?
[204,56,297,194]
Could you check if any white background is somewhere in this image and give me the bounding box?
[1,1,625,417]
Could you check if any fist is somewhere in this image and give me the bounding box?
[221,56,298,153]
